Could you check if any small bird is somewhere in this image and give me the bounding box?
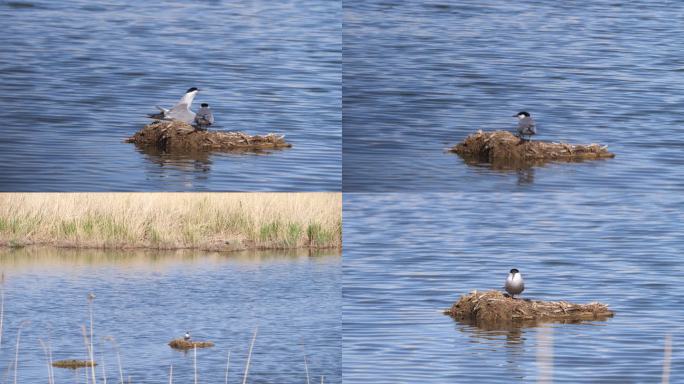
[194,103,214,130]
[504,268,525,298]
[513,111,536,141]
[184,331,191,341]
[147,87,200,124]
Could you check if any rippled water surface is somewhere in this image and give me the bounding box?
[343,1,684,191]
[0,248,340,383]
[343,193,684,383]
[0,0,340,191]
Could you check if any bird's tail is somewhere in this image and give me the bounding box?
[147,106,168,120]
[146,112,165,120]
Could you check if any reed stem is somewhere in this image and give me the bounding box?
[224,350,231,384]
[242,327,258,384]
[194,345,198,384]
[88,293,97,384]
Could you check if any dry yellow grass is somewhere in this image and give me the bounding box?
[0,193,341,250]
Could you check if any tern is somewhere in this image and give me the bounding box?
[513,111,536,141]
[147,87,200,124]
[504,268,525,298]
[184,331,191,341]
[194,103,214,130]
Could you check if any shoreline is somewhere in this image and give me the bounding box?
[0,241,342,252]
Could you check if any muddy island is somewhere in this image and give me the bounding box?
[444,290,614,328]
[168,338,215,350]
[126,121,292,152]
[52,359,97,369]
[450,130,614,169]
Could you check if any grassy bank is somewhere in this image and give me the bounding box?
[0,193,341,250]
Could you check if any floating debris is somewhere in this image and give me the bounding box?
[126,120,292,152]
[444,290,614,328]
[450,130,614,169]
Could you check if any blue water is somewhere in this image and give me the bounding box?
[0,248,341,383]
[343,193,684,383]
[343,0,684,191]
[0,0,340,191]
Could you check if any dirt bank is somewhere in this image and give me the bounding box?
[0,240,341,252]
[126,121,292,152]
[450,130,614,169]
[444,290,614,327]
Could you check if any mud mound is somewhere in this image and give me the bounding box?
[444,290,613,327]
[126,121,292,152]
[168,338,215,350]
[52,359,96,369]
[450,130,614,168]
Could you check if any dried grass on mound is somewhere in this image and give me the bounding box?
[126,121,292,152]
[450,130,614,168]
[52,359,96,369]
[168,338,215,350]
[444,290,614,327]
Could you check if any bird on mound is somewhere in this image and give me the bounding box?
[184,331,191,341]
[147,87,200,125]
[513,111,536,142]
[504,268,525,298]
[193,103,214,130]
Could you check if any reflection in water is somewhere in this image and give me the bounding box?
[536,326,554,384]
[456,322,526,381]
[0,246,339,272]
[517,167,535,185]
[506,327,525,381]
[134,145,291,189]
[456,322,577,382]
[136,146,213,173]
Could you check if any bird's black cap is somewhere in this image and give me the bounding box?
[510,268,519,274]
[186,87,199,93]
[201,103,209,108]
[513,111,530,117]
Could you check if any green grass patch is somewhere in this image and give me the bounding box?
[259,222,281,242]
[306,223,334,246]
[81,218,95,236]
[285,223,303,247]
[60,221,78,236]
[97,215,129,242]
